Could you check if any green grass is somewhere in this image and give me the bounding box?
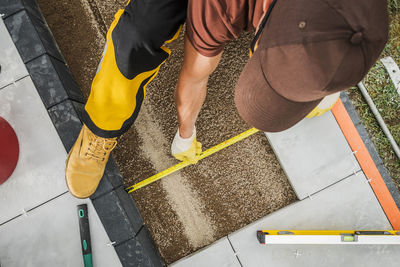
[347,7,400,190]
[389,0,399,13]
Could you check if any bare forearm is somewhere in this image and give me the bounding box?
[175,35,222,138]
[175,73,208,138]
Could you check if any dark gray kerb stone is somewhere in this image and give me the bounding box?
[340,91,362,126]
[0,0,45,22]
[26,54,84,108]
[4,10,65,63]
[115,226,164,267]
[91,156,124,200]
[47,100,84,152]
[92,187,144,244]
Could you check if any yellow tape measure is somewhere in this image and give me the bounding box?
[126,128,259,193]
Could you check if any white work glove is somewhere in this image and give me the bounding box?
[171,127,202,164]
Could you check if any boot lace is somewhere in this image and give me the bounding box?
[85,134,117,162]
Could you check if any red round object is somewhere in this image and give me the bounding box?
[0,116,19,184]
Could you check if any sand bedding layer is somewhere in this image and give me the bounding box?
[38,0,297,263]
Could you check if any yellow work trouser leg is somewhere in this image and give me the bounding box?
[82,0,186,138]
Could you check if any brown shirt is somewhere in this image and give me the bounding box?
[186,0,264,57]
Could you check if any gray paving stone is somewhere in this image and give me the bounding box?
[47,99,84,152]
[0,77,68,224]
[4,10,64,63]
[0,0,46,22]
[0,193,122,267]
[265,112,361,200]
[115,226,164,267]
[0,18,28,89]
[26,54,84,108]
[92,187,144,244]
[170,237,241,267]
[229,172,397,267]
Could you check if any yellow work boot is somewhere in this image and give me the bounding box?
[65,125,117,198]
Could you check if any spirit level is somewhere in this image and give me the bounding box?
[257,230,400,245]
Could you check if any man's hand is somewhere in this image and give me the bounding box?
[171,127,202,164]
[175,35,222,138]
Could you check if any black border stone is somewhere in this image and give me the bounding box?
[4,9,64,63]
[26,54,84,108]
[0,0,46,23]
[47,99,84,152]
[92,187,144,244]
[115,226,165,267]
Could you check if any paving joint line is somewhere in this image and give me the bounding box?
[0,74,30,91]
[0,191,68,227]
[25,191,69,213]
[227,236,243,267]
[46,98,70,111]
[113,235,139,247]
[0,214,22,227]
[304,170,363,201]
[90,184,124,201]
[24,52,49,65]
[134,224,145,238]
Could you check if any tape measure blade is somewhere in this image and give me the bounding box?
[127,128,259,192]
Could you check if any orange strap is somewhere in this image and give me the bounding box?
[332,99,400,229]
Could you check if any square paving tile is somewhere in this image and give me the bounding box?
[0,193,121,267]
[0,18,28,90]
[170,237,241,267]
[229,172,397,267]
[265,112,361,199]
[0,76,68,224]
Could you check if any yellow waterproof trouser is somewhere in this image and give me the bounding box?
[82,0,187,138]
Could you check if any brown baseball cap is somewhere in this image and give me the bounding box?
[235,0,388,132]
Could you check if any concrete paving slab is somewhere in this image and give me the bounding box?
[229,172,398,267]
[0,76,67,224]
[170,237,241,267]
[0,18,28,90]
[265,112,361,200]
[0,193,121,267]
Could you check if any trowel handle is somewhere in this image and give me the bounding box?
[77,204,93,267]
